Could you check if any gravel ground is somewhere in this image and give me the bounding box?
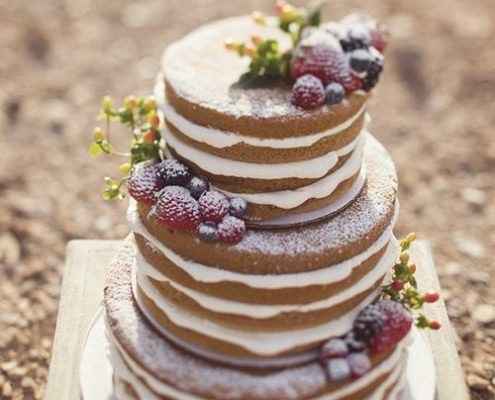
[1,0,494,398]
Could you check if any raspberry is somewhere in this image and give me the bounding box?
[342,74,363,93]
[187,176,210,199]
[347,353,371,378]
[291,45,350,86]
[321,338,349,359]
[151,186,201,231]
[290,75,325,110]
[369,300,413,354]
[198,191,230,223]
[127,163,163,204]
[353,303,385,343]
[198,222,218,242]
[370,28,387,53]
[325,82,345,105]
[229,197,248,218]
[217,215,246,244]
[325,358,351,382]
[157,159,191,187]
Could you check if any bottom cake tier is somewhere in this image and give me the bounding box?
[104,241,409,400]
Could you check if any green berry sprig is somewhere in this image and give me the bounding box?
[88,95,163,200]
[225,1,325,80]
[225,35,291,81]
[382,233,442,330]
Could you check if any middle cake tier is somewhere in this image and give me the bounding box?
[128,134,398,364]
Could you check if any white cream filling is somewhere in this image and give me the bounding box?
[165,128,363,180]
[134,270,380,356]
[127,199,398,290]
[155,77,368,151]
[109,326,405,400]
[217,135,365,208]
[136,239,398,319]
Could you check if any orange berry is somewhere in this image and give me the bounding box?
[143,130,157,144]
[429,320,441,330]
[423,292,440,303]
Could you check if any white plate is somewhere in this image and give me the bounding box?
[80,309,436,400]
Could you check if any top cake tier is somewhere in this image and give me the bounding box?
[159,16,372,222]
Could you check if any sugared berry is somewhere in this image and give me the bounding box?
[151,186,201,231]
[369,300,413,354]
[347,353,371,378]
[187,176,210,199]
[349,49,373,73]
[198,191,230,223]
[291,45,351,86]
[326,358,351,382]
[343,74,363,93]
[321,338,349,359]
[157,159,191,187]
[291,74,325,109]
[370,28,387,53]
[344,332,366,352]
[128,163,164,205]
[217,215,246,244]
[198,222,219,242]
[325,82,345,105]
[340,25,371,52]
[362,49,384,92]
[353,304,385,343]
[229,197,248,218]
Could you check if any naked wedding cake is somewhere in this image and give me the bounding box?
[91,2,440,399]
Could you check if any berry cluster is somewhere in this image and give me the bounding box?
[382,233,442,330]
[320,333,371,382]
[290,16,386,109]
[128,160,248,244]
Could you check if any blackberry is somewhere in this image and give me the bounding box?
[340,25,371,52]
[187,176,210,199]
[353,303,385,343]
[157,159,191,187]
[349,49,373,73]
[198,222,219,242]
[362,49,384,91]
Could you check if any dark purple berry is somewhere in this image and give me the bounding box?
[362,49,384,91]
[198,222,218,242]
[198,191,229,223]
[187,176,210,199]
[157,159,191,187]
[353,303,385,343]
[321,338,349,359]
[229,197,248,218]
[340,25,371,52]
[291,74,325,110]
[349,49,373,73]
[344,332,366,352]
[325,82,345,105]
[326,358,351,382]
[347,353,371,378]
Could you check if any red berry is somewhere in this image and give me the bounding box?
[391,280,404,292]
[347,353,371,378]
[342,73,363,93]
[128,163,164,205]
[423,292,440,303]
[217,215,246,244]
[291,74,325,110]
[429,320,441,330]
[198,191,229,223]
[369,300,413,354]
[291,45,350,86]
[370,28,387,53]
[151,186,201,231]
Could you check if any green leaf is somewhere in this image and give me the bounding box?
[89,142,103,157]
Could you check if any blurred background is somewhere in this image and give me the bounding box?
[0,0,494,398]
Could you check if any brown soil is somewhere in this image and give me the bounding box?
[0,0,494,399]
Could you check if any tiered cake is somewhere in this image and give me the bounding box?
[102,10,423,400]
